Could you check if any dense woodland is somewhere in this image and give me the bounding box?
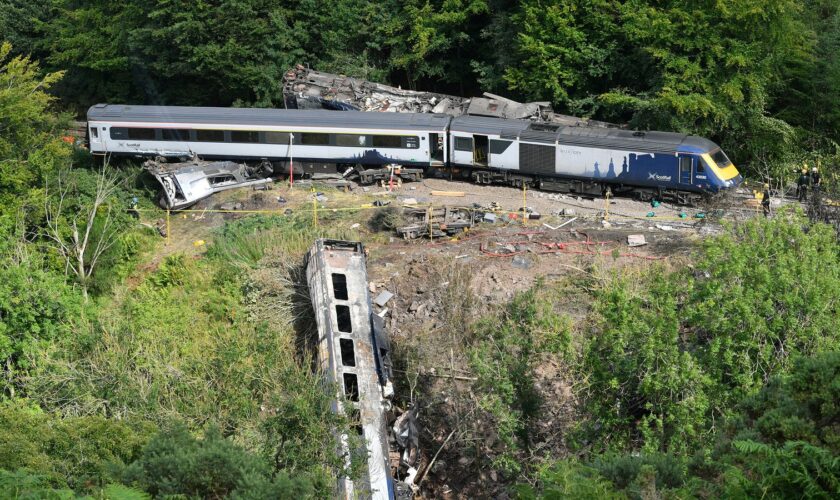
[1,0,840,498]
[4,0,840,180]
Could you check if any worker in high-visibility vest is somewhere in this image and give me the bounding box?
[762,183,772,218]
[797,168,810,202]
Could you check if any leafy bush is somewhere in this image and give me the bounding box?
[0,399,153,491]
[580,214,840,454]
[367,206,406,232]
[122,424,315,499]
[708,352,840,498]
[0,469,78,499]
[688,213,840,409]
[0,253,83,398]
[592,453,685,493]
[521,352,840,499]
[469,284,574,475]
[514,460,623,500]
[583,267,711,454]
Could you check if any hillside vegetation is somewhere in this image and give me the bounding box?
[1,1,840,497]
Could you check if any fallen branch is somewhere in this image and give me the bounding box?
[417,429,457,486]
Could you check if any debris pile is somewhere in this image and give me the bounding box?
[145,156,275,210]
[283,65,620,128]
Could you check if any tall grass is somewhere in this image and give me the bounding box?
[26,210,367,486]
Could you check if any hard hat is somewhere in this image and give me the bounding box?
[764,183,769,188]
[813,167,818,173]
[802,169,807,174]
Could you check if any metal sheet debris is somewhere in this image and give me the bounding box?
[374,290,395,307]
[511,255,532,269]
[145,156,274,209]
[627,234,647,247]
[283,65,621,128]
[397,206,478,239]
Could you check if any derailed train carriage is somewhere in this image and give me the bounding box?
[87,104,742,205]
[305,239,412,500]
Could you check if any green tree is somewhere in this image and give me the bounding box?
[583,269,711,453]
[0,41,68,222]
[121,424,315,498]
[688,213,840,410]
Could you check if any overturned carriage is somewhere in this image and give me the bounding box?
[305,239,413,499]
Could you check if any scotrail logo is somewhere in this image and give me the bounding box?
[648,173,672,182]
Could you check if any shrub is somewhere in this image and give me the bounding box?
[0,399,153,491]
[688,213,840,409]
[0,256,82,398]
[367,206,406,232]
[514,460,623,499]
[582,268,711,454]
[121,424,314,499]
[469,284,574,475]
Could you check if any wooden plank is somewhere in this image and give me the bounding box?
[430,190,466,197]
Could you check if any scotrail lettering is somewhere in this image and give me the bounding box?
[647,173,672,182]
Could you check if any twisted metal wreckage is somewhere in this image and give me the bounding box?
[305,239,419,500]
[144,66,619,209]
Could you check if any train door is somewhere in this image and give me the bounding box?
[430,133,444,165]
[473,135,488,166]
[679,157,693,185]
[89,124,105,152]
[452,135,473,165]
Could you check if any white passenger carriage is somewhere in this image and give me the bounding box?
[87,104,450,173]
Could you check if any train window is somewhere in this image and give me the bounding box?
[339,339,356,367]
[127,128,156,140]
[208,175,236,185]
[300,133,329,146]
[403,136,419,149]
[711,149,732,168]
[489,139,512,155]
[335,134,366,147]
[454,136,473,151]
[231,130,260,143]
[696,160,705,173]
[372,135,402,148]
[343,373,359,402]
[161,129,190,141]
[335,305,352,333]
[264,131,291,144]
[110,128,128,139]
[90,127,98,138]
[195,129,225,142]
[332,273,348,300]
